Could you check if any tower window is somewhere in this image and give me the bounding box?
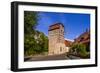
[60,47,62,52]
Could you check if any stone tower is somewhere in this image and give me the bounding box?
[48,23,68,55]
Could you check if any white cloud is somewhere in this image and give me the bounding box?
[64,38,74,42]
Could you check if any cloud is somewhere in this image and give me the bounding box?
[64,38,74,42]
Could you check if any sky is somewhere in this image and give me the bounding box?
[35,11,90,41]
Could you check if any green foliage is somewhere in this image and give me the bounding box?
[24,11,48,56]
[70,43,89,58]
[24,11,38,34]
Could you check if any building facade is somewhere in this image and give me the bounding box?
[48,23,70,55]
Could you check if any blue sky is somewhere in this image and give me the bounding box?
[35,12,90,41]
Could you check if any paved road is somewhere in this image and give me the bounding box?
[67,55,82,59]
[25,54,68,61]
[24,54,81,61]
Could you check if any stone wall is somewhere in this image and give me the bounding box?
[48,23,69,55]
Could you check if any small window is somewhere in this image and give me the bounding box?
[60,47,62,52]
[80,37,84,42]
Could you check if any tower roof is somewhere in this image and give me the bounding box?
[48,23,64,31]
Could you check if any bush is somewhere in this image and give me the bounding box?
[69,43,90,58]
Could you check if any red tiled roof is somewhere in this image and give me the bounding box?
[80,39,90,44]
[64,40,72,47]
[49,23,64,31]
[74,30,90,44]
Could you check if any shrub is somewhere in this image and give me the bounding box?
[69,43,89,58]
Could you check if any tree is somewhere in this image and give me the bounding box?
[24,11,38,56]
[24,11,48,56]
[24,11,38,34]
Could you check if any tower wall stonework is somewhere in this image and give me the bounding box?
[48,23,69,55]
